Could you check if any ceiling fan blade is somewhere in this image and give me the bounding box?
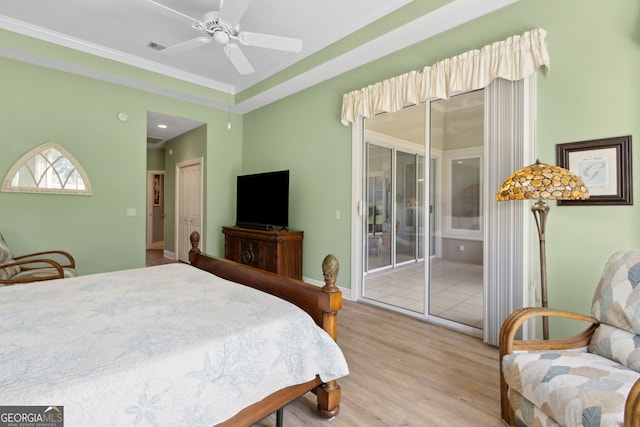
[218,0,251,26]
[161,37,211,55]
[237,31,303,53]
[145,0,203,27]
[224,43,254,75]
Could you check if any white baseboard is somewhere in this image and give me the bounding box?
[163,249,176,260]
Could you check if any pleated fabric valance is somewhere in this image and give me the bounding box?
[340,28,550,125]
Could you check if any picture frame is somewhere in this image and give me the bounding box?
[153,174,162,206]
[556,135,632,206]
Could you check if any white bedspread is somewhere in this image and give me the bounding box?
[0,263,349,426]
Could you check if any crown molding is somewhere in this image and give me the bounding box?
[0,0,519,114]
[234,0,519,113]
[0,14,230,92]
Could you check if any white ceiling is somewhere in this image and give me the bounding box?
[0,0,413,93]
[146,111,205,146]
[0,0,519,144]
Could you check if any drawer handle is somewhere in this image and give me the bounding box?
[240,248,254,265]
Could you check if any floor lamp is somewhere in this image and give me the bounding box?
[496,160,589,340]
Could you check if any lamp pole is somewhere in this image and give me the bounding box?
[531,199,550,340]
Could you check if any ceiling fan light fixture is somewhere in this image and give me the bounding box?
[213,30,230,45]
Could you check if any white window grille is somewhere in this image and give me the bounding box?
[1,142,92,195]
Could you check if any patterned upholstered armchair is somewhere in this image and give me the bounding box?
[500,250,640,427]
[0,233,76,285]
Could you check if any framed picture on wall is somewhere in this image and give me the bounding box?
[153,174,162,206]
[556,135,632,206]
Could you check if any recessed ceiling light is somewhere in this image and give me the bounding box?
[157,124,167,129]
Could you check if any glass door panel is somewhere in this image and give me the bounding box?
[363,105,425,314]
[428,90,485,329]
[395,151,424,264]
[366,143,392,271]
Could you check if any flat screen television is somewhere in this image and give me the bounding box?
[236,170,289,231]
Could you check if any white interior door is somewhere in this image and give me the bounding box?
[176,158,203,262]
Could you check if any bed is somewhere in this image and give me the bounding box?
[0,231,348,426]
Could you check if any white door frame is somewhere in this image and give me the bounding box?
[350,119,365,302]
[175,157,204,262]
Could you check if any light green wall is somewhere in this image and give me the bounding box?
[1,0,638,339]
[242,79,352,284]
[0,29,230,106]
[146,149,165,171]
[532,1,640,337]
[243,0,640,338]
[0,57,241,274]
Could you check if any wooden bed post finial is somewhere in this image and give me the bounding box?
[190,231,201,253]
[321,254,339,293]
[189,231,201,264]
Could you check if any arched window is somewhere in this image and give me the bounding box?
[1,142,92,195]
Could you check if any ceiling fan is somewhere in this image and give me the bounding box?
[146,0,303,75]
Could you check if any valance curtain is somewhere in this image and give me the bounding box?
[340,28,549,125]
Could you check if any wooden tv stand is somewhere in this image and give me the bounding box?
[222,226,304,280]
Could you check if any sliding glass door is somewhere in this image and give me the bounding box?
[361,92,485,330]
[355,78,534,344]
[363,133,426,312]
[365,143,425,273]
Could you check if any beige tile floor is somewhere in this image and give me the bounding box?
[364,259,483,329]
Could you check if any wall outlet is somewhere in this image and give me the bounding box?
[127,208,137,217]
[458,245,465,252]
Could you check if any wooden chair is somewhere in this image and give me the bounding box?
[0,233,76,285]
[500,250,640,426]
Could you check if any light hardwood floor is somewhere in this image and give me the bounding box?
[145,250,503,426]
[256,300,503,427]
[146,248,179,266]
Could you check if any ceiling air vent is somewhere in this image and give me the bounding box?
[147,42,166,51]
[146,137,164,145]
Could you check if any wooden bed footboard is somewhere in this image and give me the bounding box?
[188,231,343,425]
